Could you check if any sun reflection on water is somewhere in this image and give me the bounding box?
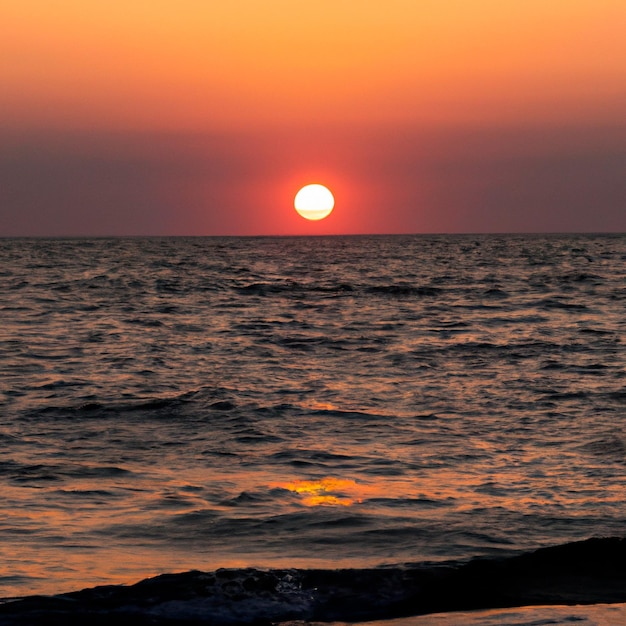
[276,477,379,507]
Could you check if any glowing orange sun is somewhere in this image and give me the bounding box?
[294,184,335,220]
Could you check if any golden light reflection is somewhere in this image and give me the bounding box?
[301,400,341,412]
[276,477,375,507]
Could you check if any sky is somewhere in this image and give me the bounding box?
[1,0,624,236]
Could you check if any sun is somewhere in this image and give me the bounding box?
[294,184,335,221]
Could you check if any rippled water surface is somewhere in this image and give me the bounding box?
[1,234,625,597]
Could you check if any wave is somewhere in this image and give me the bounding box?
[2,537,626,625]
[233,280,443,298]
[23,387,237,420]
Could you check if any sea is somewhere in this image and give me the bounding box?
[1,234,625,624]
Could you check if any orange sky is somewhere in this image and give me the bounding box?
[3,0,624,131]
[1,1,625,234]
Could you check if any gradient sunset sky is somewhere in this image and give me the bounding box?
[1,1,624,236]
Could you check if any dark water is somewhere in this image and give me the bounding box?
[2,537,626,625]
[1,234,625,609]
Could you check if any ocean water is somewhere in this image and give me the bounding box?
[375,603,626,625]
[1,234,625,617]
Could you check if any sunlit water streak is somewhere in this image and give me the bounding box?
[0,234,625,598]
